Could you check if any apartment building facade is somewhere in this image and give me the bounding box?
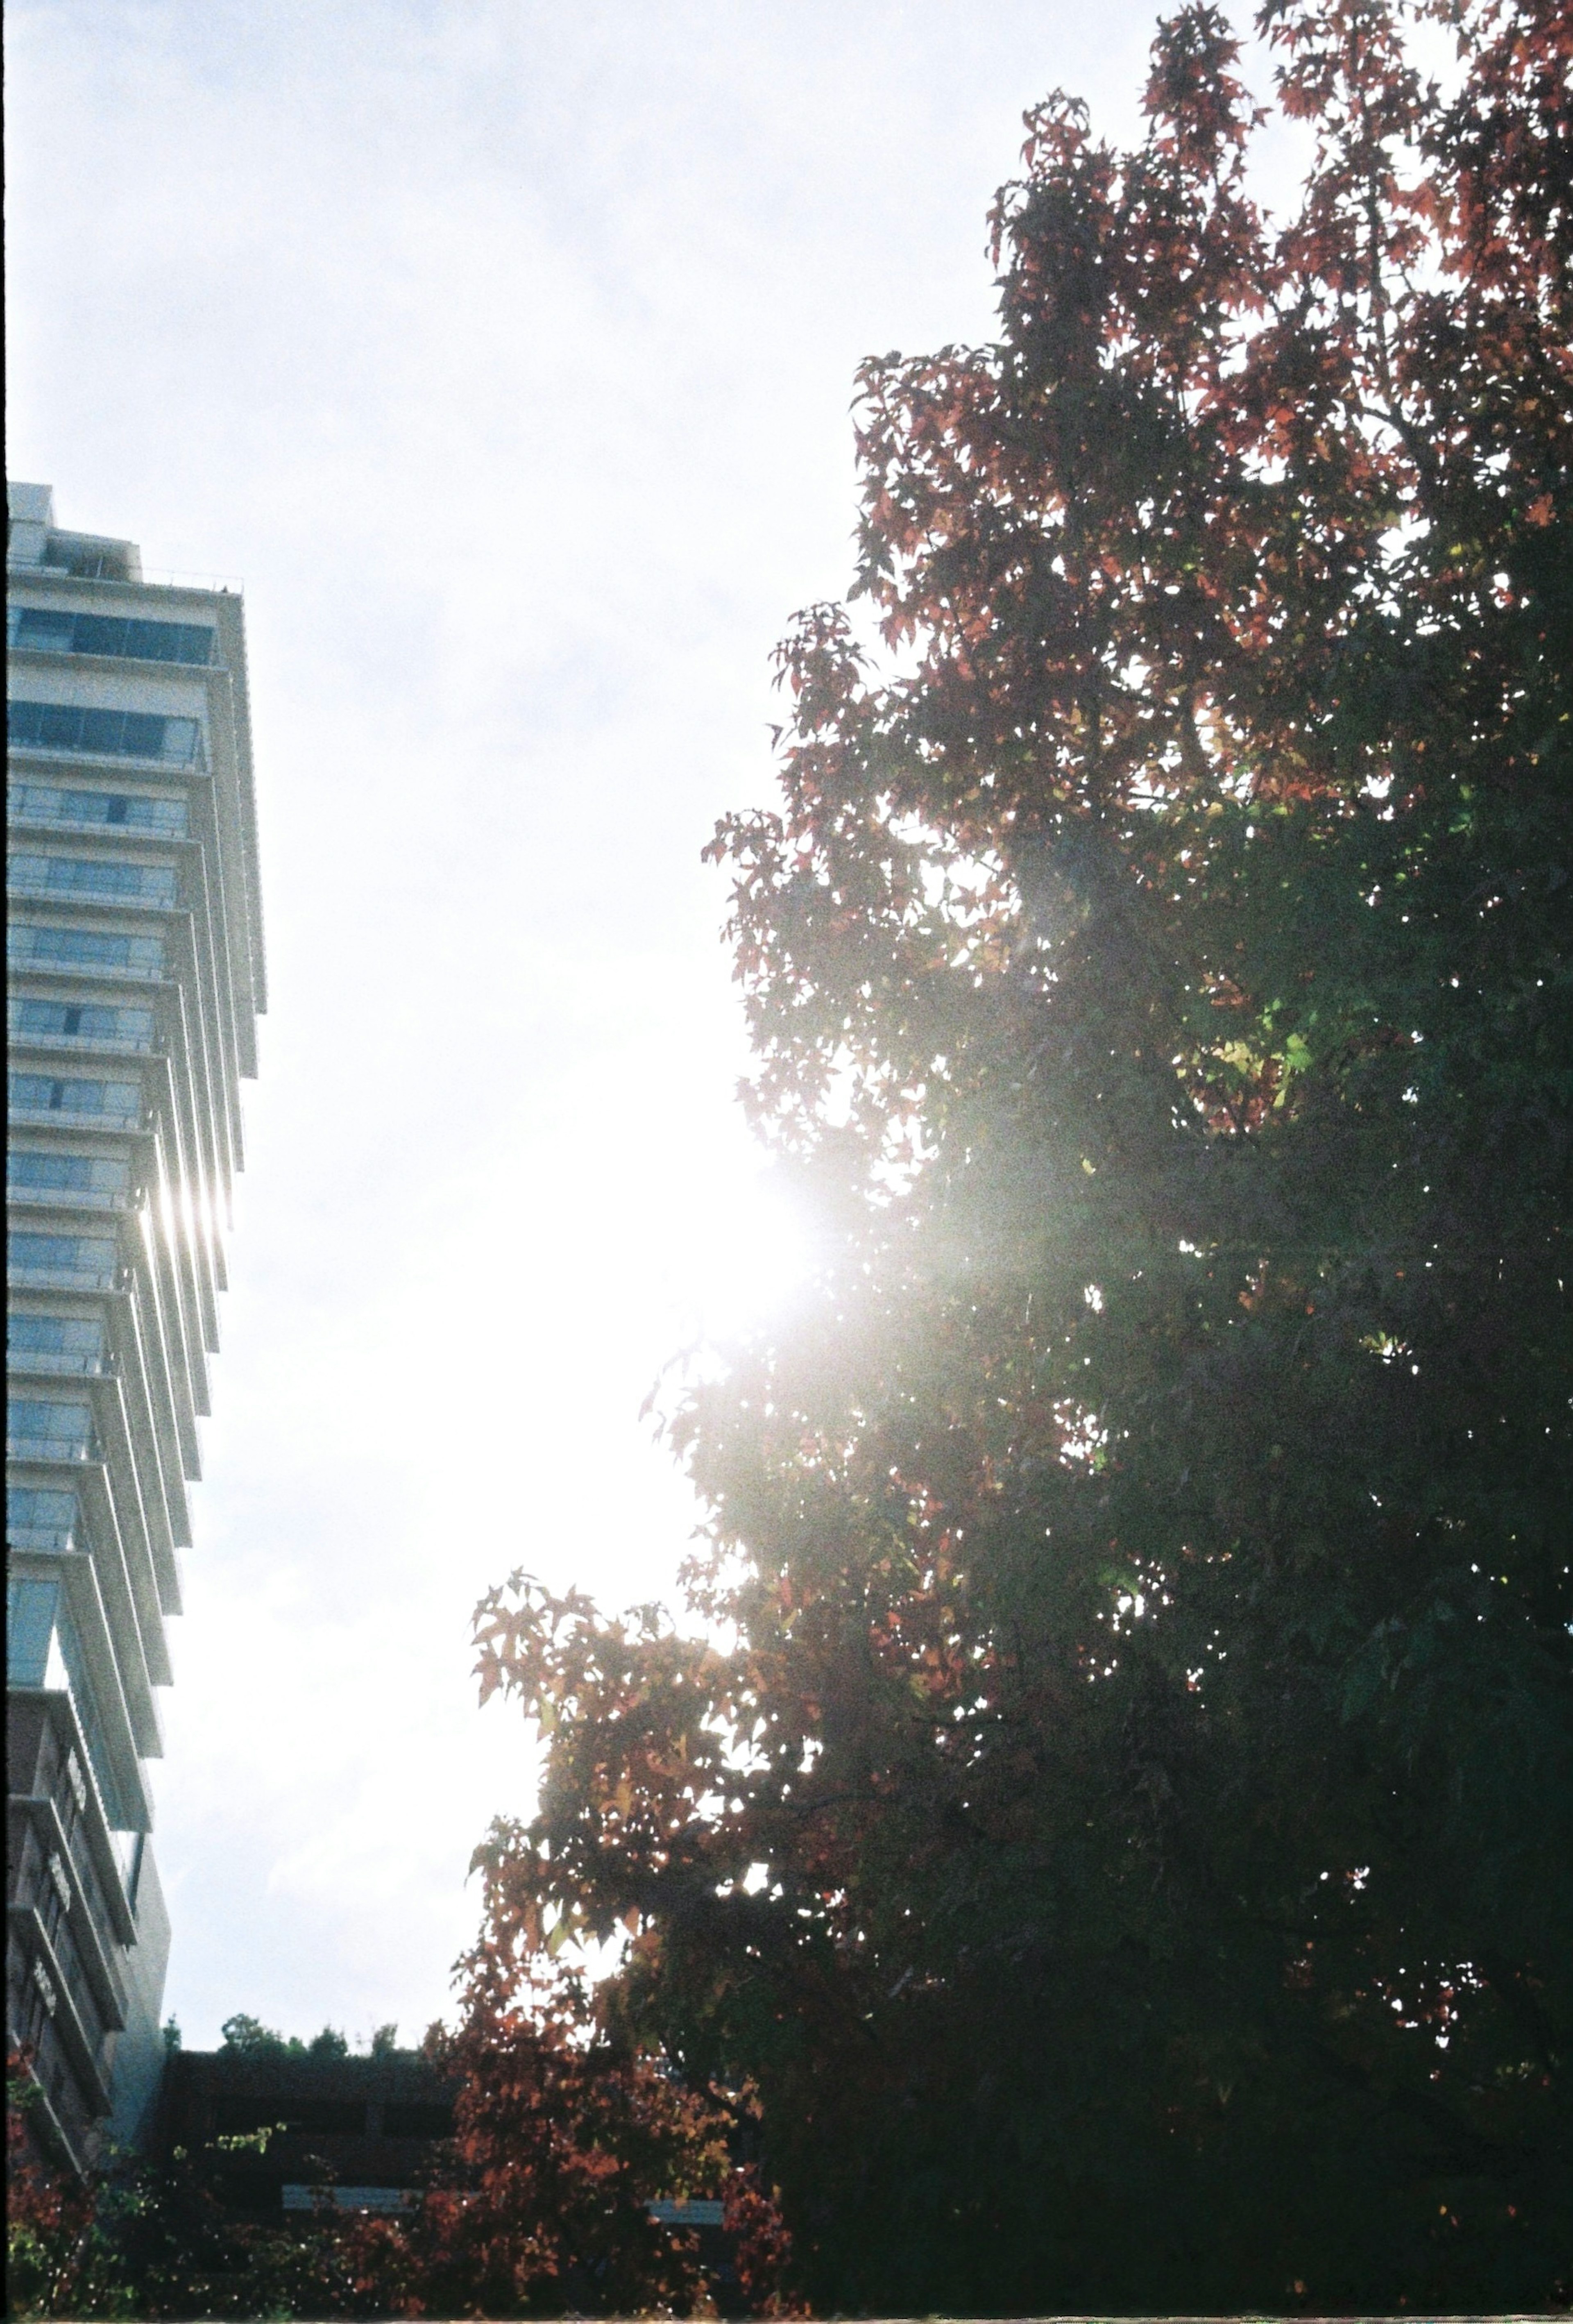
[6,481,266,2170]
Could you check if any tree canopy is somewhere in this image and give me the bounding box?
[216,2014,354,2063]
[469,0,1571,2307]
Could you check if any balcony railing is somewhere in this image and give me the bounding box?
[8,608,218,667]
[6,1186,133,1215]
[8,1105,145,1132]
[9,812,189,844]
[7,1432,100,1466]
[5,1521,82,1551]
[8,1029,161,1056]
[6,1347,116,1378]
[7,703,206,771]
[6,1262,123,1294]
[7,870,179,913]
[6,941,167,984]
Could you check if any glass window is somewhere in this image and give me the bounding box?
[9,1400,96,1460]
[6,1485,80,1550]
[2,1561,130,1829]
[5,924,167,976]
[7,783,188,837]
[9,608,215,666]
[7,1151,132,1197]
[8,700,202,766]
[7,1313,107,1367]
[42,539,134,582]
[8,854,179,907]
[7,1576,63,1685]
[9,609,74,654]
[7,1232,119,1286]
[10,997,157,1045]
[59,1606,130,1832]
[9,1073,141,1121]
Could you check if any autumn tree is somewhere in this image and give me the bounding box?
[7,2044,359,2323]
[337,1963,792,2319]
[7,2053,131,2321]
[8,2009,789,2322]
[472,0,1571,2308]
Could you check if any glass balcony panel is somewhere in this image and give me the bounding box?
[8,783,189,839]
[7,924,167,979]
[8,1152,134,1202]
[7,1575,63,1683]
[7,700,204,768]
[0,1558,135,1834]
[7,1314,110,1375]
[9,607,215,666]
[10,997,158,1050]
[9,1073,143,1124]
[5,1484,82,1553]
[8,1399,97,1463]
[7,855,179,909]
[7,1232,120,1292]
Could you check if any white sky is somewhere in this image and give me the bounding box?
[8,0,1268,2050]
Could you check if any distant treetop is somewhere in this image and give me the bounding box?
[217,2014,358,2061]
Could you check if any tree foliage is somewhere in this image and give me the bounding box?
[8,2056,134,2321]
[217,2012,352,2062]
[7,2046,358,2322]
[8,2002,788,2321]
[336,1965,793,2318]
[470,0,1572,2309]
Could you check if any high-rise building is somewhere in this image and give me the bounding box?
[6,481,266,2170]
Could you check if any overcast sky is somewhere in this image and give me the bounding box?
[8,0,1272,2051]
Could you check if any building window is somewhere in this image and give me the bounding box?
[6,923,167,977]
[7,1151,132,1199]
[7,700,203,767]
[8,854,180,909]
[8,1398,97,1463]
[5,1485,81,1552]
[2,1559,129,1832]
[40,536,138,582]
[7,1575,63,1685]
[8,608,216,666]
[8,783,189,837]
[9,1072,143,1123]
[7,1231,120,1289]
[11,997,157,1047]
[7,1313,108,1371]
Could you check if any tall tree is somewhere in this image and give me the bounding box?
[473,0,1572,2307]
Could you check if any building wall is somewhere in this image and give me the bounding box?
[7,1691,130,2169]
[106,1842,170,2150]
[7,481,265,2170]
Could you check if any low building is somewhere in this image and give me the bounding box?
[157,2046,459,2216]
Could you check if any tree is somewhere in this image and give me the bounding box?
[338,1969,793,2318]
[6,2047,356,2322]
[470,0,1571,2308]
[7,2051,132,2321]
[8,2008,790,2318]
[217,2011,301,2061]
